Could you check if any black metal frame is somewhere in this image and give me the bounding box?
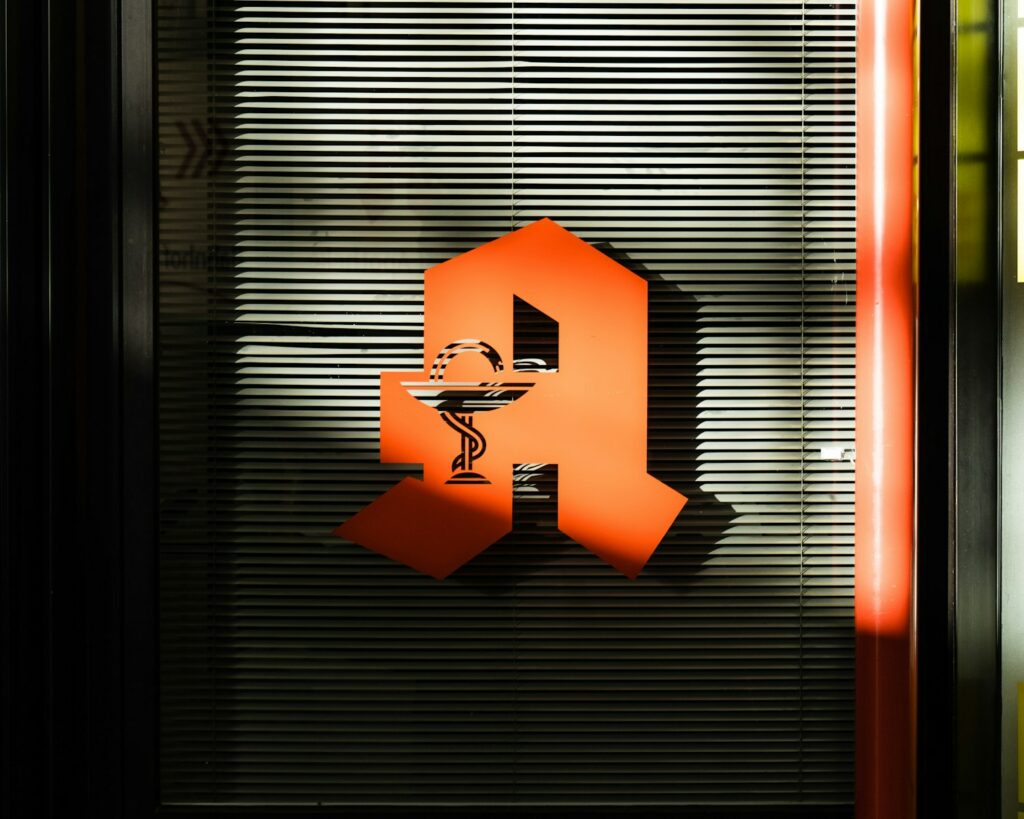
[2,0,131,815]
[1,0,53,814]
[0,0,1004,816]
[122,0,159,814]
[916,0,955,814]
[916,0,1003,817]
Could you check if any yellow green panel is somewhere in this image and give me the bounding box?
[1019,162,1024,282]
[1019,28,1024,151]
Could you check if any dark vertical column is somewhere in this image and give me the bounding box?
[67,0,127,814]
[2,1,135,816]
[918,0,1003,815]
[917,0,955,815]
[121,0,157,811]
[0,1,53,816]
[917,0,1002,815]
[951,0,1002,815]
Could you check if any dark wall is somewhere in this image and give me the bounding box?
[1,1,128,816]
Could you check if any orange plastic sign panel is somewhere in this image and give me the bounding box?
[335,218,686,578]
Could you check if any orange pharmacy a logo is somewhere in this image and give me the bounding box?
[335,219,686,579]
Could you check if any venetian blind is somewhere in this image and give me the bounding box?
[157,0,856,809]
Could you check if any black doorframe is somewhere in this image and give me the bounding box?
[917,0,1003,816]
[916,0,956,814]
[0,1,1004,817]
[2,0,130,816]
[1,0,56,814]
[122,0,159,814]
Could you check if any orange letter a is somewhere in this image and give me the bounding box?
[336,219,686,578]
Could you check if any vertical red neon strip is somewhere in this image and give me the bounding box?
[855,0,915,817]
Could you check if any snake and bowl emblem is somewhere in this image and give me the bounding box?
[401,340,534,485]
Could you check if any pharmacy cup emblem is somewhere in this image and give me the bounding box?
[402,341,533,485]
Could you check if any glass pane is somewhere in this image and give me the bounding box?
[156,0,856,808]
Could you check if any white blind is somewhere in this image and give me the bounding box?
[157,0,855,808]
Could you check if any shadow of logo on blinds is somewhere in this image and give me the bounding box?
[335,218,686,579]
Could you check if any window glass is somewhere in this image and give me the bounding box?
[157,0,856,808]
